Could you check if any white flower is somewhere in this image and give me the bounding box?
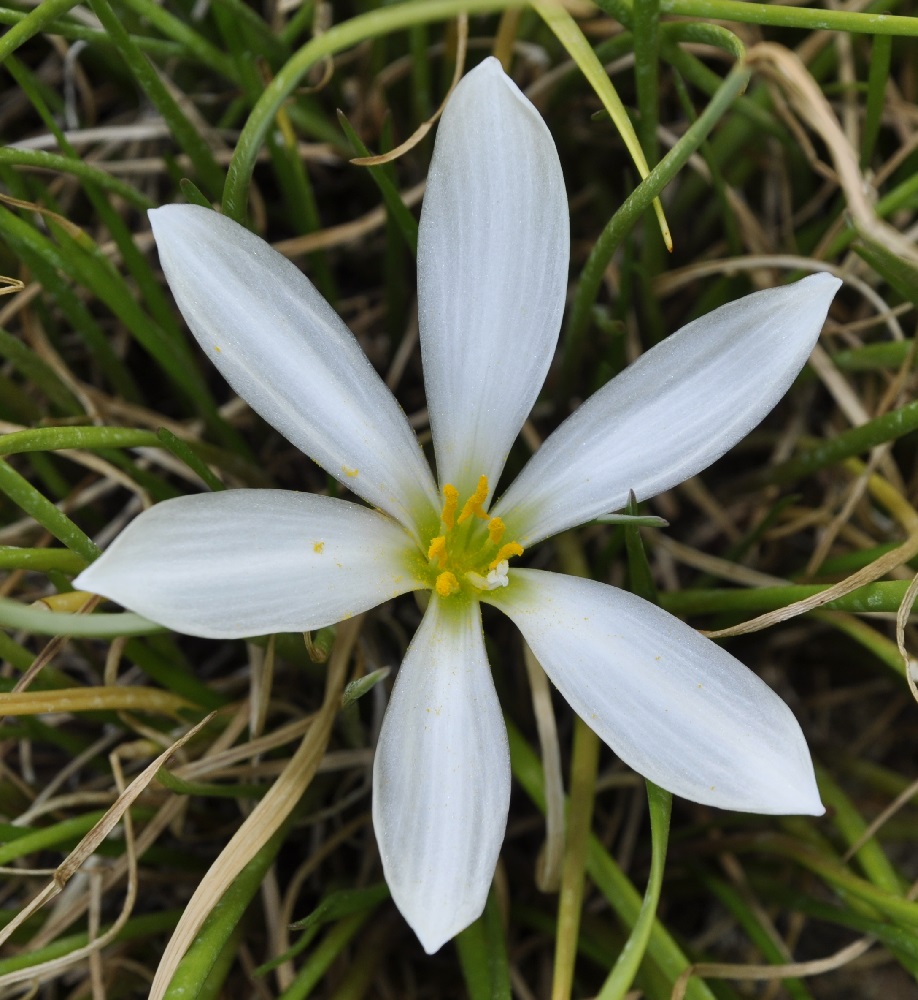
[75,58,840,954]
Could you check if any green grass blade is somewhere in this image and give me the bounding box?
[163,827,286,1000]
[0,0,81,61]
[85,0,225,200]
[337,111,419,254]
[660,0,918,34]
[222,0,531,222]
[565,59,751,376]
[862,34,892,165]
[597,782,672,1000]
[114,0,237,79]
[0,459,99,560]
[0,148,151,209]
[455,890,512,1000]
[508,719,717,1000]
[0,596,160,637]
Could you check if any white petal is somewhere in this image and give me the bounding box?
[149,206,439,535]
[418,57,570,501]
[74,491,421,638]
[487,570,823,814]
[373,596,510,953]
[495,274,842,544]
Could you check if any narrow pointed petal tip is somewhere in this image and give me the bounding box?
[496,272,842,546]
[373,598,510,953]
[418,56,569,498]
[488,571,823,816]
[147,204,438,534]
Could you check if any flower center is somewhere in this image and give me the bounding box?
[425,475,524,598]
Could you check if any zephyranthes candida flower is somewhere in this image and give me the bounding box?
[75,58,840,953]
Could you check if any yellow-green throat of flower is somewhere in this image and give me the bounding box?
[425,475,524,597]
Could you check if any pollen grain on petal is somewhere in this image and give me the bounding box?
[342,465,359,478]
[313,541,325,554]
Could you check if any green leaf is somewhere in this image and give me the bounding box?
[455,890,512,1000]
[852,231,918,307]
[338,111,419,254]
[85,0,225,200]
[597,782,672,999]
[624,492,658,603]
[340,667,391,709]
[163,827,287,1000]
[289,884,389,933]
[156,428,226,492]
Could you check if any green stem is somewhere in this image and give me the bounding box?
[565,60,751,377]
[222,0,528,222]
[659,0,918,35]
[85,0,225,200]
[0,597,160,637]
[661,579,910,618]
[0,459,99,561]
[115,0,237,79]
[552,718,600,1000]
[0,0,80,62]
[508,720,716,1000]
[0,149,151,208]
[634,0,661,165]
[0,426,160,456]
[597,783,672,1000]
[752,400,918,488]
[0,547,87,572]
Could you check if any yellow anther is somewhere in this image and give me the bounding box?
[490,542,524,571]
[440,484,459,531]
[427,535,447,566]
[458,475,490,525]
[487,517,506,546]
[435,571,460,597]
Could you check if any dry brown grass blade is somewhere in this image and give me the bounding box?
[0,685,192,716]
[350,15,468,167]
[705,534,918,639]
[706,466,918,639]
[748,43,918,266]
[0,711,214,953]
[273,181,425,257]
[523,642,564,893]
[671,936,875,1000]
[895,572,918,705]
[0,757,142,992]
[147,619,359,1000]
[843,768,918,862]
[8,594,101,695]
[0,192,86,240]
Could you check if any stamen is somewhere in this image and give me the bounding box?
[435,571,460,597]
[490,541,524,571]
[426,477,522,598]
[458,475,490,524]
[427,535,447,566]
[440,484,459,531]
